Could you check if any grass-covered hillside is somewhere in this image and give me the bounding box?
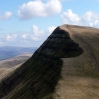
[0,54,32,81]
[0,24,99,99]
[0,25,83,99]
[52,25,99,99]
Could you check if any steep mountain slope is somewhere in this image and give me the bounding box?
[52,25,99,99]
[0,24,99,99]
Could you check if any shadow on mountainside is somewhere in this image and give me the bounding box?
[0,27,83,99]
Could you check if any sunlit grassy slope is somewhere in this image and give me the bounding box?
[0,24,99,99]
[0,54,32,81]
[52,25,99,99]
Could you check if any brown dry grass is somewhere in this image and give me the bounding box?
[53,76,99,99]
[0,54,32,81]
[1,25,99,99]
[52,24,99,99]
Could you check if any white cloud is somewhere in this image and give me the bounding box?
[83,11,99,22]
[31,25,56,40]
[21,34,27,39]
[47,26,56,35]
[0,11,12,20]
[6,35,12,41]
[0,25,56,47]
[62,9,99,27]
[18,0,62,20]
[82,11,99,27]
[32,25,45,37]
[32,36,39,41]
[6,34,17,41]
[89,20,99,27]
[62,9,81,25]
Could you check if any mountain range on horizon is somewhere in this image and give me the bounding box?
[0,46,37,60]
[0,24,99,99]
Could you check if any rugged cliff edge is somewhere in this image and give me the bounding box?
[0,24,99,99]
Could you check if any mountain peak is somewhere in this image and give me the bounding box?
[0,24,99,99]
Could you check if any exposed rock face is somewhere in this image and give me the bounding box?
[0,26,83,99]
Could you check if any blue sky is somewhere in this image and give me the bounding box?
[0,0,99,47]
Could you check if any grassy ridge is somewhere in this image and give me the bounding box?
[51,25,99,99]
[0,27,83,99]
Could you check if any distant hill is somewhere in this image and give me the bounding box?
[0,46,37,60]
[0,25,99,99]
[0,54,32,81]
